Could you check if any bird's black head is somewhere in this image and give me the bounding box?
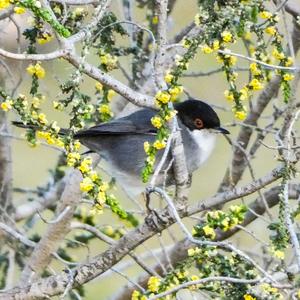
[174,99,229,134]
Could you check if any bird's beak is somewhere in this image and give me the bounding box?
[215,127,230,134]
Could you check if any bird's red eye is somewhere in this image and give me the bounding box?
[194,118,204,129]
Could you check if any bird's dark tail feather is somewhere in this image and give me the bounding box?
[12,121,70,135]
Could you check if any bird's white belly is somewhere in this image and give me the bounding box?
[191,130,216,165]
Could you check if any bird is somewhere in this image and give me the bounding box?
[73,99,229,197]
[14,99,229,198]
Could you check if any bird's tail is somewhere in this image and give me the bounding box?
[12,121,70,135]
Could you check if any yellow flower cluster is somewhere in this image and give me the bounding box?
[147,276,161,293]
[78,157,92,173]
[80,177,94,192]
[272,48,285,61]
[131,290,146,300]
[155,90,171,104]
[224,90,234,102]
[234,109,247,121]
[14,6,26,14]
[202,225,216,239]
[0,99,13,112]
[100,53,118,70]
[271,247,285,260]
[107,89,116,101]
[265,26,276,36]
[37,131,64,147]
[38,113,48,125]
[164,73,174,83]
[95,82,103,91]
[249,78,264,91]
[283,73,294,81]
[153,139,166,150]
[260,11,272,19]
[151,116,163,129]
[244,294,256,300]
[98,104,113,117]
[27,63,46,79]
[37,32,53,45]
[0,0,10,9]
[187,247,201,256]
[249,63,261,76]
[168,85,183,101]
[221,30,233,43]
[194,13,201,26]
[67,151,81,166]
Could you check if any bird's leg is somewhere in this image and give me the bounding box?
[144,188,168,230]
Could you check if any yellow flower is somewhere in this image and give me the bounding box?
[202,45,213,54]
[273,249,285,260]
[0,100,13,112]
[249,63,261,75]
[260,11,272,19]
[221,31,233,43]
[99,182,109,192]
[0,0,10,9]
[194,13,200,26]
[191,275,199,281]
[107,89,115,101]
[249,78,264,90]
[239,87,249,100]
[53,101,63,110]
[95,82,103,91]
[283,73,294,81]
[285,56,293,66]
[67,152,81,166]
[144,141,150,153]
[151,116,163,129]
[131,290,141,300]
[221,218,230,231]
[152,15,158,24]
[168,86,183,97]
[224,90,234,102]
[37,33,52,45]
[27,63,46,79]
[98,104,111,114]
[188,248,195,256]
[234,110,247,121]
[89,170,99,182]
[148,276,161,293]
[155,91,171,104]
[78,157,92,173]
[202,225,216,239]
[38,113,48,125]
[32,96,41,108]
[164,73,174,83]
[272,48,285,60]
[244,295,256,300]
[228,56,237,66]
[14,6,25,14]
[100,53,118,70]
[265,26,276,35]
[97,190,106,205]
[74,140,81,150]
[212,40,220,50]
[80,177,94,192]
[182,39,190,49]
[243,32,251,41]
[153,139,166,150]
[165,110,177,121]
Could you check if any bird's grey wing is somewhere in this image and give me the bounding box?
[74,108,157,138]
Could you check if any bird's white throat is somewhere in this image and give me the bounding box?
[191,129,216,165]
